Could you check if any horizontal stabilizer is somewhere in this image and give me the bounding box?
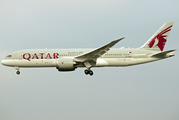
[151,49,176,57]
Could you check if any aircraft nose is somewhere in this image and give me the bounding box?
[1,60,6,65]
[1,59,14,66]
[1,60,10,66]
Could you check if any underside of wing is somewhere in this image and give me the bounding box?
[74,37,125,63]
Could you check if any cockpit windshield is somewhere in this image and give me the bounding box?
[6,55,12,57]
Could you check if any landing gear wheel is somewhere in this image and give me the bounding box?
[89,70,93,76]
[84,69,93,76]
[84,69,89,75]
[16,71,20,75]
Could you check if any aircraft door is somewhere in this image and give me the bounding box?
[18,53,23,60]
[133,52,138,59]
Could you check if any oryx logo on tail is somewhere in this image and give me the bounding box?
[148,25,173,51]
[140,22,174,51]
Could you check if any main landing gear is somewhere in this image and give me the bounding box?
[83,61,94,76]
[15,67,20,75]
[84,69,93,76]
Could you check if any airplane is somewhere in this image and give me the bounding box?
[1,22,176,76]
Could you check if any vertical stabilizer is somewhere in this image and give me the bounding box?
[140,22,174,51]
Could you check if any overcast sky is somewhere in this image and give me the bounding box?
[0,0,179,120]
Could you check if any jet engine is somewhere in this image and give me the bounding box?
[56,58,76,71]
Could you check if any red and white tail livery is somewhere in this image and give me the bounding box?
[140,22,174,51]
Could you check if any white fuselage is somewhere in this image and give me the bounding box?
[1,48,167,68]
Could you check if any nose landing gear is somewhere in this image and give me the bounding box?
[16,71,20,75]
[15,67,20,75]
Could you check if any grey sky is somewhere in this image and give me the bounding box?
[0,0,179,120]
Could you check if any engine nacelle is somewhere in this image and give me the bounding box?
[56,58,76,71]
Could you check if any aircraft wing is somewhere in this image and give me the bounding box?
[74,37,125,63]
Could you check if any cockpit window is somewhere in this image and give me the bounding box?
[6,55,12,57]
